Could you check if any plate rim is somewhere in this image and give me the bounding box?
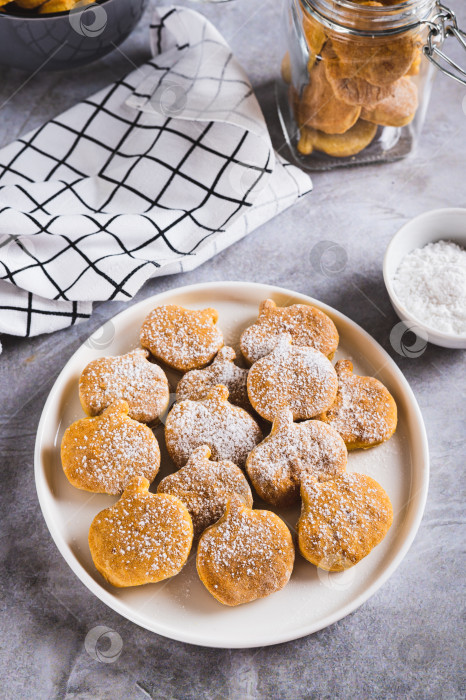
[34,280,430,648]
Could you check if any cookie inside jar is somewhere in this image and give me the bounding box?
[280,0,436,169]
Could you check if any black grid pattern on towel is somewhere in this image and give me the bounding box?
[0,6,311,338]
[0,279,91,338]
[0,67,270,303]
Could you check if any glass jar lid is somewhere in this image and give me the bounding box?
[301,0,435,36]
[300,0,466,84]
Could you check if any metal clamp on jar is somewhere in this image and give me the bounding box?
[277,0,466,170]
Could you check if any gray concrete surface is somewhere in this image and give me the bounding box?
[0,1,465,698]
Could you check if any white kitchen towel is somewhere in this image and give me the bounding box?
[0,5,311,340]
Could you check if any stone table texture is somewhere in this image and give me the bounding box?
[0,1,465,698]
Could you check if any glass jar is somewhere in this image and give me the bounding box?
[277,0,466,170]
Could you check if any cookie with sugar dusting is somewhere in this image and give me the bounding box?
[197,496,295,606]
[298,473,393,571]
[79,348,169,424]
[158,445,253,538]
[246,407,347,507]
[176,346,250,410]
[315,360,397,450]
[140,305,223,371]
[165,385,262,468]
[240,298,339,365]
[61,400,160,495]
[247,334,338,422]
[88,476,193,588]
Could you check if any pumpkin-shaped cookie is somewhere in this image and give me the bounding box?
[325,30,418,87]
[140,305,223,371]
[158,445,253,538]
[298,473,393,571]
[61,400,160,494]
[176,346,250,410]
[246,407,347,507]
[240,299,338,365]
[316,360,397,450]
[322,42,393,108]
[298,61,361,135]
[79,348,169,424]
[165,385,262,468]
[361,76,418,128]
[197,497,295,606]
[88,477,193,587]
[247,334,338,422]
[327,74,393,109]
[298,119,378,157]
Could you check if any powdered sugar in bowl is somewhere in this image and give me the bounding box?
[383,208,466,349]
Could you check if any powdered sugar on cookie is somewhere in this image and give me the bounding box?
[89,477,193,587]
[95,495,191,572]
[176,346,249,410]
[79,348,169,424]
[61,401,160,494]
[197,497,294,605]
[240,299,339,364]
[165,385,262,468]
[158,445,253,537]
[140,305,223,371]
[247,334,338,421]
[298,472,393,571]
[246,408,347,506]
[316,360,397,448]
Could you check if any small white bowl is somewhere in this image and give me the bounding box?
[383,208,466,349]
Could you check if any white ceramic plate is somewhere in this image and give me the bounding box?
[35,282,429,648]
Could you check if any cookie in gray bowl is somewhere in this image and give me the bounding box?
[0,0,148,72]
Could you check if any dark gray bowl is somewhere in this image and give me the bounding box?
[0,0,148,71]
